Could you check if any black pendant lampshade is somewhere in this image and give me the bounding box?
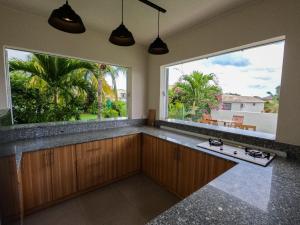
[109,0,135,46]
[148,11,169,55]
[48,1,85,34]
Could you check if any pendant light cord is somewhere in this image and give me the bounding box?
[122,0,124,24]
[157,10,160,37]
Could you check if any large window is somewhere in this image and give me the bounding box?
[6,48,128,124]
[165,40,285,135]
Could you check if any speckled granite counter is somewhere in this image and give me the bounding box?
[1,126,300,224]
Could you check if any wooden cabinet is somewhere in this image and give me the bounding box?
[177,146,235,198]
[0,155,21,221]
[177,146,207,198]
[22,145,78,212]
[20,132,235,214]
[76,139,113,191]
[142,135,178,194]
[142,134,235,198]
[22,135,142,213]
[142,134,158,180]
[114,134,141,177]
[156,138,178,193]
[21,149,52,211]
[205,154,235,182]
[51,145,77,200]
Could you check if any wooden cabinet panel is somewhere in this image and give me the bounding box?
[114,134,141,177]
[177,146,207,198]
[21,149,52,211]
[205,154,235,183]
[51,145,77,200]
[142,134,158,180]
[76,139,113,191]
[177,146,235,198]
[0,155,21,221]
[156,139,178,193]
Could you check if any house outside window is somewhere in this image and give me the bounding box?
[163,39,285,135]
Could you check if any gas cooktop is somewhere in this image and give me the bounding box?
[197,138,275,166]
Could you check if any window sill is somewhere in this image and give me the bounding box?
[159,119,275,141]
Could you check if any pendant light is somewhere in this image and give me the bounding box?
[48,0,86,34]
[148,11,169,54]
[109,0,135,46]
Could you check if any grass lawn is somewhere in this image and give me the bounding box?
[70,113,98,121]
[80,113,98,120]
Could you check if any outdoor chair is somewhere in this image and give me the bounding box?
[230,115,244,128]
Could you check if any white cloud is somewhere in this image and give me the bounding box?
[168,41,285,97]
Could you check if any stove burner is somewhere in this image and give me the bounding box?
[245,148,270,159]
[209,138,223,147]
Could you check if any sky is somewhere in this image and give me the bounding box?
[6,49,127,90]
[167,41,285,97]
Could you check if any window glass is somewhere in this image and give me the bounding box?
[6,49,128,124]
[166,40,285,135]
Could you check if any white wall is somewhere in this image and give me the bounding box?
[230,102,264,113]
[0,5,148,119]
[148,0,300,146]
[211,110,277,134]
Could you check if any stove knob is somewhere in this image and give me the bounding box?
[220,146,223,151]
[233,151,237,155]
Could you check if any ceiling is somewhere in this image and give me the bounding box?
[0,0,251,45]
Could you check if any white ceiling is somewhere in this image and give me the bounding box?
[0,0,251,45]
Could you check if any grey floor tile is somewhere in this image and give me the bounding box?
[23,174,180,225]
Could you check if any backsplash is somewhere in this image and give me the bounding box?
[0,118,146,143]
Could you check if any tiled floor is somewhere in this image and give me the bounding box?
[23,174,180,225]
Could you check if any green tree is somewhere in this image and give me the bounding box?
[9,53,97,122]
[168,71,222,121]
[264,86,280,113]
[104,66,127,101]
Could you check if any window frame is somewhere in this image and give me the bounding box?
[160,36,285,137]
[4,46,131,125]
[161,36,285,120]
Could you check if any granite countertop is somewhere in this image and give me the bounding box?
[1,126,300,224]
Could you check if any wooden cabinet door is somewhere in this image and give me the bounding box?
[114,134,141,177]
[204,154,235,183]
[177,146,207,198]
[0,155,21,220]
[177,146,235,198]
[51,145,77,200]
[156,139,178,193]
[142,134,158,180]
[21,149,52,211]
[76,139,113,191]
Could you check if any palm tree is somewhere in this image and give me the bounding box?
[264,88,280,113]
[90,64,115,119]
[170,71,222,120]
[9,53,97,121]
[104,66,127,101]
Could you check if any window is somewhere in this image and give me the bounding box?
[6,48,128,124]
[223,103,232,110]
[164,40,285,135]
